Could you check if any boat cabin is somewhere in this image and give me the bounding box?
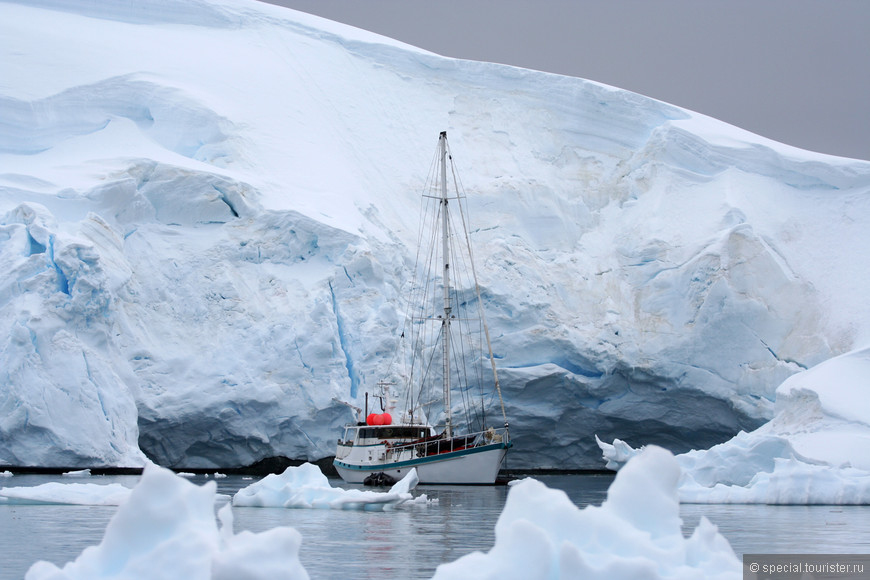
[339,424,435,446]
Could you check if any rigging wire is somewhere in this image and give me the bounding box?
[387,133,505,435]
[400,143,441,422]
[447,140,509,431]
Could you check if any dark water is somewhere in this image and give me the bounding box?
[1,473,868,579]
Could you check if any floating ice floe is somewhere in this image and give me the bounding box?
[20,449,740,579]
[25,462,309,580]
[433,446,741,580]
[598,347,870,504]
[0,482,131,506]
[232,463,423,510]
[62,469,92,477]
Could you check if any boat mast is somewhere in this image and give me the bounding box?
[439,131,453,439]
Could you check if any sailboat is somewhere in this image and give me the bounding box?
[333,131,511,484]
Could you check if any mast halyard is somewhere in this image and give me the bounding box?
[439,131,453,439]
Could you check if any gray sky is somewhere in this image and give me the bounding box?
[261,0,870,161]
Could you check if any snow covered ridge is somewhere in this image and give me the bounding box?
[22,449,741,579]
[598,347,870,504]
[2,0,870,469]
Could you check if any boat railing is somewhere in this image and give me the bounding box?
[385,426,509,460]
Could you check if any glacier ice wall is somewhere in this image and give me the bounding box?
[598,347,870,504]
[1,0,869,468]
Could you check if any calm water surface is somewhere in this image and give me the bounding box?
[1,473,869,579]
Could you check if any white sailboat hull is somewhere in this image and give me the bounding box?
[334,442,509,485]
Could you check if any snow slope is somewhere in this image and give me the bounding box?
[2,0,869,468]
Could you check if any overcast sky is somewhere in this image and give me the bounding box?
[262,1,869,161]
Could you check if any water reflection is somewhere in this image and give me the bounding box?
[228,482,508,579]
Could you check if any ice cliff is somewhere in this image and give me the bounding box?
[598,347,870,503]
[2,0,870,469]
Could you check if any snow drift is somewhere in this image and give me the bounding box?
[2,0,870,469]
[599,346,870,503]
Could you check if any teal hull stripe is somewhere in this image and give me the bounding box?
[334,441,511,472]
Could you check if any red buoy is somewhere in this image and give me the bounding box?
[366,413,392,426]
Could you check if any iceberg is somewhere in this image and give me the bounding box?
[599,347,870,504]
[679,457,870,505]
[232,462,421,510]
[432,446,741,580]
[0,481,131,506]
[2,0,870,470]
[62,469,93,477]
[19,447,742,579]
[24,462,309,580]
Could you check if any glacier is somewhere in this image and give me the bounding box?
[2,0,870,470]
[598,346,870,503]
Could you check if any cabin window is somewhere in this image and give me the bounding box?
[358,427,429,439]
